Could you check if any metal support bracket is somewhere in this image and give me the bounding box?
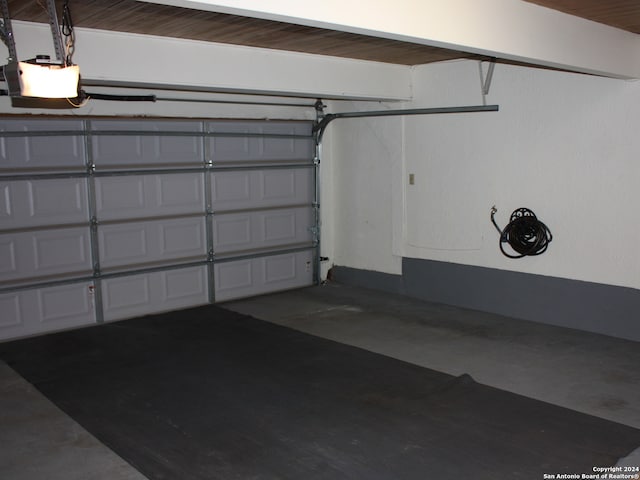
[0,0,17,62]
[480,58,496,97]
[313,98,327,146]
[45,0,65,64]
[308,225,320,245]
[1,0,66,66]
[314,99,326,117]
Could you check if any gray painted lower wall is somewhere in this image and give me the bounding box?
[330,259,640,342]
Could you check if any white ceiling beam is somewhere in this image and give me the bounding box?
[139,0,640,79]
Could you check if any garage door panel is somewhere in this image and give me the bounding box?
[99,225,148,266]
[211,168,312,211]
[208,136,257,163]
[37,283,94,324]
[162,267,208,301]
[0,282,96,339]
[155,135,202,162]
[259,207,314,247]
[262,210,301,242]
[161,220,205,255]
[91,120,203,167]
[92,120,200,132]
[99,217,207,269]
[260,122,313,161]
[27,178,88,221]
[0,237,16,276]
[208,137,312,163]
[0,293,21,328]
[207,121,313,163]
[213,215,252,252]
[261,169,309,202]
[92,136,203,167]
[264,254,297,283]
[214,250,313,302]
[209,121,311,137]
[95,176,146,217]
[0,184,10,219]
[0,118,316,340]
[259,137,312,161]
[215,260,253,291]
[260,122,312,137]
[0,228,92,282]
[92,133,143,164]
[102,266,208,322]
[213,207,313,254]
[156,174,204,211]
[0,178,88,229]
[96,173,204,220]
[103,275,150,312]
[0,119,86,171]
[34,230,91,270]
[210,171,252,208]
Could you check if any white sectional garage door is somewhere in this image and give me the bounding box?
[0,117,317,340]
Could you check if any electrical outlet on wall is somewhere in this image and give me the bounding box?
[409,173,415,185]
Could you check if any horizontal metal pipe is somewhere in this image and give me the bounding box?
[157,96,316,108]
[333,104,498,120]
[314,104,499,141]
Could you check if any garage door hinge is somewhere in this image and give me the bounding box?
[207,249,214,262]
[308,225,319,241]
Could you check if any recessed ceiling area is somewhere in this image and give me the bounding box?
[7,0,640,75]
[7,0,481,66]
[523,0,640,34]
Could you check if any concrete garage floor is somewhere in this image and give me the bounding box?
[1,282,639,479]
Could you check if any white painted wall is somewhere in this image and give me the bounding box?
[331,59,640,290]
[328,101,403,275]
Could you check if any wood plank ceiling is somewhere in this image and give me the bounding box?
[7,0,640,66]
[523,0,640,34]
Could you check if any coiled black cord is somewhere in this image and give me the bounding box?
[490,207,552,258]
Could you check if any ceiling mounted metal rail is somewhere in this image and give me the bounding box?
[313,104,499,143]
[0,0,17,62]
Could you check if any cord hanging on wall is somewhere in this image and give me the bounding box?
[490,206,552,259]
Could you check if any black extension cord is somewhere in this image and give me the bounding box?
[490,207,552,259]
